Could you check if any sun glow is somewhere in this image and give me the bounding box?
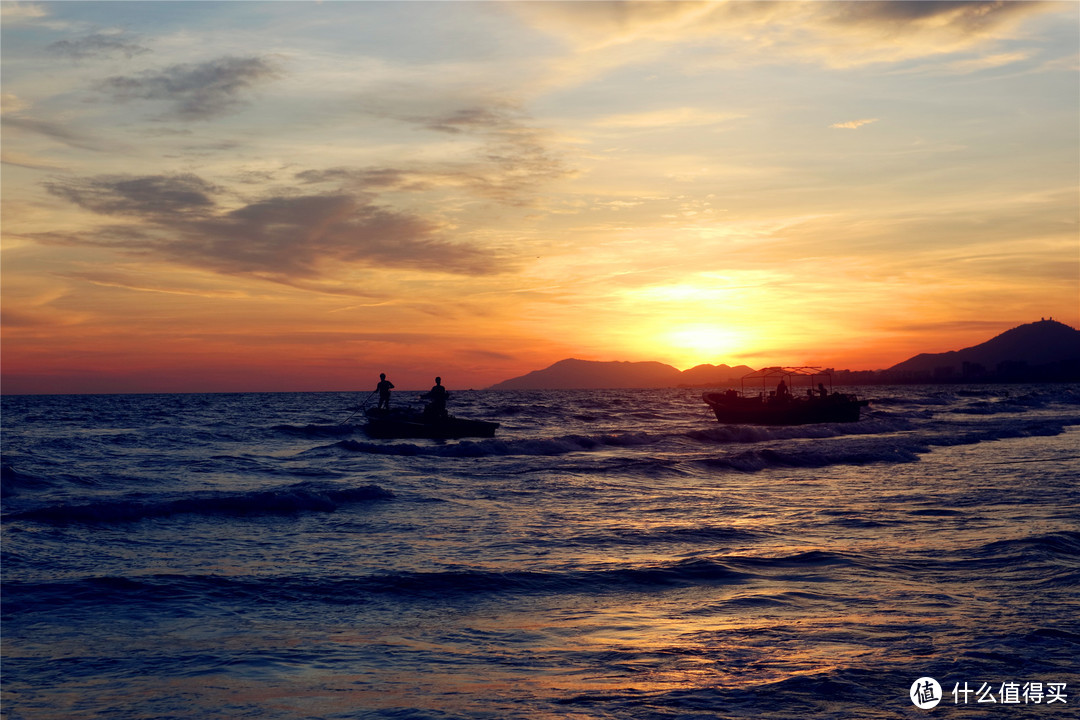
[661,324,748,370]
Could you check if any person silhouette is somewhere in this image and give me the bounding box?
[776,379,790,400]
[376,373,394,412]
[423,376,449,420]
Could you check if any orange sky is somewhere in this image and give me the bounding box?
[2,1,1078,394]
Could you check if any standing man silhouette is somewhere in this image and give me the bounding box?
[423,376,449,420]
[376,373,394,412]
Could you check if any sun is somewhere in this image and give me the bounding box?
[661,324,748,369]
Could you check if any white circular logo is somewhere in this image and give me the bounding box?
[911,677,942,709]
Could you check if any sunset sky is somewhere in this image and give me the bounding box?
[3,1,1078,394]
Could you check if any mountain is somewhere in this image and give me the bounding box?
[680,363,757,386]
[488,359,754,390]
[884,319,1080,381]
[490,320,1080,390]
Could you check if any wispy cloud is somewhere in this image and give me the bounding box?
[99,56,281,120]
[48,32,150,60]
[942,51,1032,74]
[830,118,880,130]
[2,114,122,154]
[515,0,1055,69]
[1,93,29,114]
[65,271,253,299]
[1,150,65,170]
[44,174,219,217]
[41,173,509,284]
[0,3,48,23]
[346,98,574,204]
[595,107,744,130]
[0,93,104,165]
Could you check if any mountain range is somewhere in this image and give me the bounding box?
[879,318,1080,382]
[488,359,755,390]
[488,319,1080,389]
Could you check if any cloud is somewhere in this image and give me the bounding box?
[99,56,281,120]
[48,32,150,59]
[830,118,880,130]
[296,167,427,192]
[891,319,1012,334]
[44,173,219,217]
[1,150,65,170]
[514,0,1055,69]
[2,114,122,154]
[41,173,507,284]
[64,271,253,299]
[0,93,89,167]
[0,3,47,23]
[1,93,29,114]
[818,1,1045,35]
[359,99,573,203]
[940,51,1032,75]
[511,1,716,51]
[595,107,745,129]
[420,105,520,135]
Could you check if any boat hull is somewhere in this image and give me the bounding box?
[363,410,499,439]
[702,392,867,425]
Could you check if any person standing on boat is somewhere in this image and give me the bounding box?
[376,373,394,412]
[423,377,449,421]
[776,379,791,401]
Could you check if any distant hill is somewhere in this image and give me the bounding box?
[490,320,1080,390]
[884,319,1080,381]
[488,358,754,390]
[680,363,757,387]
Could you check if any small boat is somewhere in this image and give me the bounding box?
[702,367,868,425]
[363,408,499,439]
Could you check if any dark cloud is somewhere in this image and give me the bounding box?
[48,33,150,59]
[44,173,219,217]
[42,173,506,283]
[819,0,1048,33]
[421,105,521,135]
[99,56,281,120]
[181,194,464,278]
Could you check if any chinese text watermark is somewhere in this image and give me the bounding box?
[911,678,1068,709]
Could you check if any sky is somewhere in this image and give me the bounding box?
[2,0,1078,394]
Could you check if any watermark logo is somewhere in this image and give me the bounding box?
[911,677,942,709]
[910,677,1068,709]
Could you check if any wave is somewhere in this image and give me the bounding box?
[333,431,664,458]
[566,525,763,547]
[330,421,904,460]
[272,423,356,438]
[3,551,857,615]
[3,481,393,526]
[856,531,1080,590]
[0,463,54,498]
[324,412,1075,476]
[973,530,1080,562]
[699,416,1077,472]
[698,443,926,472]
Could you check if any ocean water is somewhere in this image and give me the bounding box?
[2,385,1078,719]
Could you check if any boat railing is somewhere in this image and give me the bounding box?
[738,366,837,401]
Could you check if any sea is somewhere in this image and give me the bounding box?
[2,384,1078,720]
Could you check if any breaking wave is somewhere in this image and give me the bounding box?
[4,481,393,525]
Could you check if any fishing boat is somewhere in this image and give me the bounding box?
[702,367,868,425]
[363,408,499,440]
